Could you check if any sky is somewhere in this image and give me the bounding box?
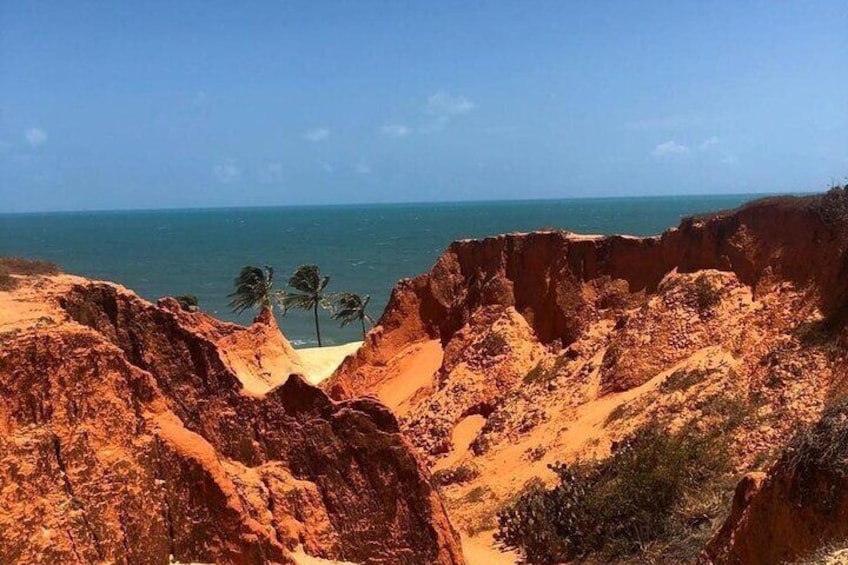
[1,1,847,213]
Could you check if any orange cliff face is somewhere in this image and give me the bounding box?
[323,190,848,558]
[0,275,465,565]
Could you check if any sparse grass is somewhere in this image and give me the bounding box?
[0,269,14,291]
[784,397,848,501]
[0,257,60,291]
[432,463,480,487]
[524,355,570,385]
[495,420,733,564]
[661,367,716,393]
[698,393,752,430]
[0,257,60,276]
[604,401,633,425]
[463,486,490,505]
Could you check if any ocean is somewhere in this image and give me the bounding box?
[0,194,758,346]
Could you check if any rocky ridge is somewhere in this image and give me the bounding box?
[0,275,464,564]
[325,190,848,562]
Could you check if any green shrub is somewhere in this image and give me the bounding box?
[495,421,731,563]
[175,294,199,312]
[693,274,721,312]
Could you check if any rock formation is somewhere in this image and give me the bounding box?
[0,276,464,564]
[324,190,848,560]
[702,399,848,565]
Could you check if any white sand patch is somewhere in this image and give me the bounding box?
[298,341,362,385]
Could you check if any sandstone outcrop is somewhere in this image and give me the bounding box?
[702,401,848,565]
[324,190,848,558]
[0,275,464,564]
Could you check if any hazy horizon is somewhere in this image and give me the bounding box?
[0,189,811,217]
[1,1,847,213]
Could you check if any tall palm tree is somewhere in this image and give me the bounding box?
[332,292,375,339]
[228,265,275,320]
[282,265,331,347]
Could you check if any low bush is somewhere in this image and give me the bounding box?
[785,397,848,481]
[495,421,731,563]
[0,257,60,276]
[0,257,60,291]
[175,294,199,312]
[693,274,721,312]
[0,268,14,291]
[431,463,480,487]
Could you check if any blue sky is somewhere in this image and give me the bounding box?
[1,1,847,212]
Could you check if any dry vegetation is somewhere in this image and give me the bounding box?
[495,419,737,564]
[0,257,61,291]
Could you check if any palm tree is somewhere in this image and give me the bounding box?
[282,265,331,347]
[228,265,275,320]
[332,292,375,339]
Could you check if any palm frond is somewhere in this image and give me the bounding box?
[331,292,372,327]
[288,265,322,294]
[280,292,315,310]
[228,265,274,314]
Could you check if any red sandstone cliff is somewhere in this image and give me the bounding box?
[324,189,848,562]
[0,275,464,564]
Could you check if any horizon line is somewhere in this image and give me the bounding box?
[0,188,818,217]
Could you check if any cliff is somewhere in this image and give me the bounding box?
[702,399,848,565]
[324,189,848,561]
[0,275,464,564]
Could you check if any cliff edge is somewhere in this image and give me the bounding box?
[0,274,464,564]
[324,189,848,562]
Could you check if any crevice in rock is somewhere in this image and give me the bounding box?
[152,434,177,559]
[52,434,104,561]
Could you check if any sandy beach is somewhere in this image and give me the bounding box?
[298,341,362,385]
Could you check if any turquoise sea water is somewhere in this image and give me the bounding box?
[0,195,758,346]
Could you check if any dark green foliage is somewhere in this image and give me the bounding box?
[175,294,199,312]
[331,292,374,339]
[432,463,480,487]
[282,265,331,346]
[228,265,275,314]
[495,422,731,563]
[693,274,721,312]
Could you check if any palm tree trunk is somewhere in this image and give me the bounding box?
[313,303,322,347]
[361,317,366,340]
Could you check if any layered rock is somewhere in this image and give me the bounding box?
[324,190,848,554]
[702,402,848,565]
[0,276,464,564]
